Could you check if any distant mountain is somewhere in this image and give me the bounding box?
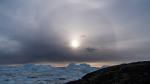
[66,61,150,84]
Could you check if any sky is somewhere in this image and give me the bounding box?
[0,0,150,66]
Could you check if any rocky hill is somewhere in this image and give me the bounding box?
[66,61,150,84]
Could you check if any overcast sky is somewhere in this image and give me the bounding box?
[0,0,150,65]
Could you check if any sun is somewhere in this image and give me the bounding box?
[70,40,80,48]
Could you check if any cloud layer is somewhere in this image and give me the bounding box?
[0,0,150,64]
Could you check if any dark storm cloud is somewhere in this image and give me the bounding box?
[0,0,150,64]
[86,47,97,53]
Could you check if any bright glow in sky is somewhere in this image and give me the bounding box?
[70,40,80,48]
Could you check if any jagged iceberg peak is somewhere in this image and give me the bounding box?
[66,63,96,73]
[67,63,78,68]
[67,63,91,68]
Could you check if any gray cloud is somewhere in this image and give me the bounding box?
[0,0,150,65]
[86,47,97,53]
